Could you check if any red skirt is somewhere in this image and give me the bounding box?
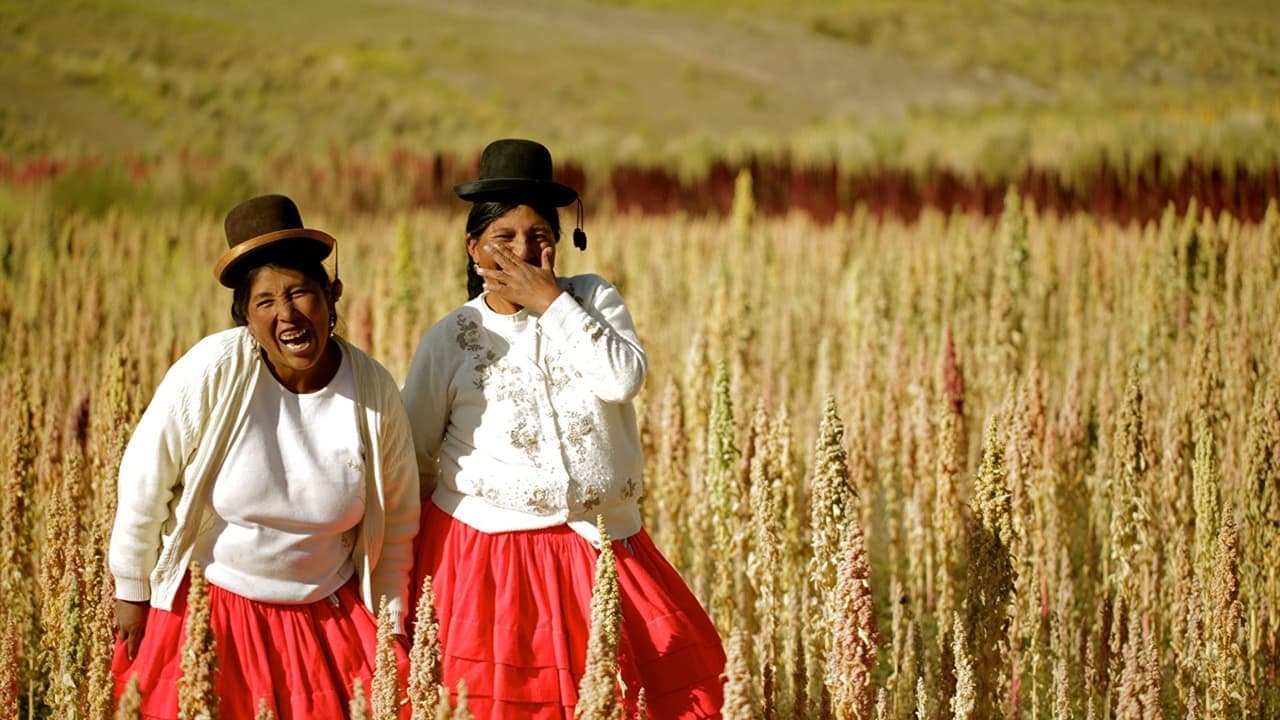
[112,575,410,720]
[410,499,726,719]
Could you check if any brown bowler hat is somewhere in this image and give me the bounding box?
[215,194,335,287]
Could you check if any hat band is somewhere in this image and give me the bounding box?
[214,228,335,285]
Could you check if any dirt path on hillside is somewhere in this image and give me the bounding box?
[397,0,1044,118]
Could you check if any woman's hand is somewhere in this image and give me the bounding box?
[114,599,150,659]
[476,244,563,314]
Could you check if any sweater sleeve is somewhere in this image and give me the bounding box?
[401,322,452,497]
[537,276,647,403]
[108,360,199,602]
[369,372,421,635]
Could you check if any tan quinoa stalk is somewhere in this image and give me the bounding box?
[450,679,474,720]
[933,327,967,668]
[0,607,18,718]
[762,404,803,711]
[706,363,741,631]
[736,390,764,631]
[1,371,36,703]
[905,365,936,616]
[789,584,809,720]
[722,628,754,719]
[1050,609,1071,720]
[1116,606,1163,720]
[873,688,888,720]
[747,400,781,720]
[40,447,86,716]
[1192,409,1222,585]
[114,674,143,720]
[1139,619,1163,720]
[808,395,854,706]
[177,562,218,720]
[886,578,910,716]
[766,406,803,581]
[682,327,712,462]
[83,509,120,718]
[1242,376,1279,707]
[408,574,444,720]
[1169,529,1202,716]
[1204,508,1244,720]
[872,335,902,575]
[1109,368,1153,611]
[1083,630,1099,720]
[371,596,401,720]
[350,678,370,720]
[915,675,933,720]
[828,513,879,720]
[965,411,1015,720]
[650,376,688,571]
[1116,609,1141,718]
[1160,395,1194,553]
[1008,364,1048,718]
[87,347,143,717]
[986,187,1030,390]
[852,351,880,571]
[90,346,136,529]
[575,516,624,720]
[951,613,975,720]
[1190,308,1225,443]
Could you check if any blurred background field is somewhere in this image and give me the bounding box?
[2,0,1278,220]
[3,2,1280,719]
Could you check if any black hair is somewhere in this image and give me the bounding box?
[230,255,333,326]
[464,200,562,300]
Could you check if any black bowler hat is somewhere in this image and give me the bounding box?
[453,139,580,207]
[215,194,335,287]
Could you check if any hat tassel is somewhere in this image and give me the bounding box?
[573,197,587,251]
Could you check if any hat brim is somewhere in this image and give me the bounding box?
[214,228,335,287]
[454,178,578,207]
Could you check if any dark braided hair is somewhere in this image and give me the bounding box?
[464,200,562,300]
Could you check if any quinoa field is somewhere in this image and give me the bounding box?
[2,0,1279,718]
[2,183,1278,717]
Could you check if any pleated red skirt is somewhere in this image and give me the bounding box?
[112,574,410,720]
[410,499,726,719]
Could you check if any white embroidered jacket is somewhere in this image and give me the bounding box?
[402,274,647,543]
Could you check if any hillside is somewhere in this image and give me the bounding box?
[2,0,1277,176]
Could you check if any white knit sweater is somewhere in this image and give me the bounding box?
[196,352,363,603]
[109,328,419,632]
[402,274,647,544]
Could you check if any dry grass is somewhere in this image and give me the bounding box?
[0,187,1277,717]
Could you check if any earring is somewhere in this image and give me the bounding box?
[329,312,337,336]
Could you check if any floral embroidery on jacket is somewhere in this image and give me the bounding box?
[563,413,595,463]
[580,484,602,511]
[455,315,499,390]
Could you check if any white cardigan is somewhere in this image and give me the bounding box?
[109,328,419,632]
[402,274,647,544]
